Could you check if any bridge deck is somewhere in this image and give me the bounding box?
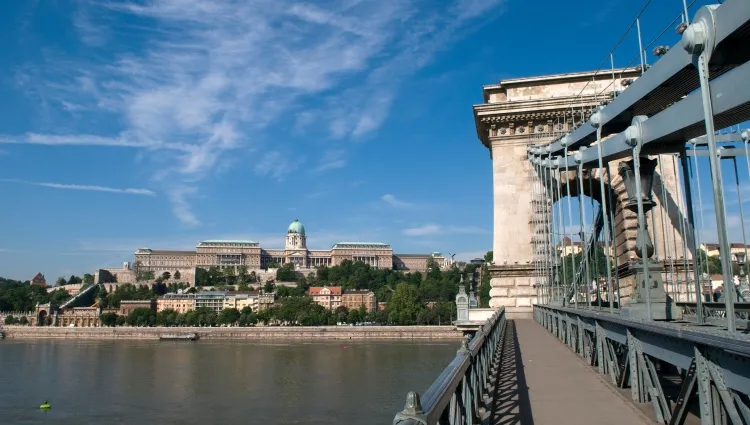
[488,320,652,425]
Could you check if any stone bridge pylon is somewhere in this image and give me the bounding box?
[473,69,692,318]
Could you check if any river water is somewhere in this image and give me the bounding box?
[0,339,458,424]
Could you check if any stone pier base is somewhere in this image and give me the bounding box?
[489,264,537,318]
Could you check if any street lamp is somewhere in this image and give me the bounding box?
[618,157,677,320]
[618,158,657,259]
[738,267,750,302]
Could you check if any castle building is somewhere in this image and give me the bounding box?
[30,272,47,287]
[128,219,452,285]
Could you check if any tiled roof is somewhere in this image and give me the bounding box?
[308,286,342,296]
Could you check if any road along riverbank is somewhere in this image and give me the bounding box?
[1,325,463,340]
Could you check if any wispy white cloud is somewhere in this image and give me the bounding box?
[382,194,415,209]
[403,224,488,237]
[314,149,347,172]
[255,151,304,182]
[11,0,506,225]
[167,186,199,226]
[72,6,107,46]
[403,224,441,236]
[1,178,155,196]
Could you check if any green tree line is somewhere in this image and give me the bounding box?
[0,278,71,311]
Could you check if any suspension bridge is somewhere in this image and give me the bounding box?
[394,0,750,423]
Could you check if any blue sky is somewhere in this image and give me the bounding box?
[0,0,741,281]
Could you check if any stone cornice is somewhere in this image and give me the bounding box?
[488,263,535,278]
[473,94,605,150]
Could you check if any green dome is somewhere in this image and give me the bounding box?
[288,219,305,235]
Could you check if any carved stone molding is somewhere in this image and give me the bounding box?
[488,263,535,278]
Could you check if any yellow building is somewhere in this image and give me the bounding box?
[157,293,195,314]
[223,291,259,311]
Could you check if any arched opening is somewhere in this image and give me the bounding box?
[536,167,622,308]
[37,310,48,327]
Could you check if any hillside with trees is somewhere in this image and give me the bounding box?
[0,278,71,311]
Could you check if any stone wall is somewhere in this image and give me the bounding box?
[2,325,463,340]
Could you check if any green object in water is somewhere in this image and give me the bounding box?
[40,403,50,409]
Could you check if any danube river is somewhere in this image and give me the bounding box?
[0,339,458,424]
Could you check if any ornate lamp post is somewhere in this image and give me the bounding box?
[738,267,750,302]
[618,157,678,320]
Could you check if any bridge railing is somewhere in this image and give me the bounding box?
[534,304,750,424]
[392,307,506,425]
[678,301,750,329]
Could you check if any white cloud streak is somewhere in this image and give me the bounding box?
[0,178,155,196]
[382,194,415,209]
[403,224,488,237]
[167,186,199,226]
[314,149,347,172]
[255,151,304,182]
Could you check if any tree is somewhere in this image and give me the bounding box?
[479,262,491,308]
[161,271,171,281]
[4,315,16,325]
[18,316,28,325]
[696,249,723,275]
[484,251,494,264]
[347,308,361,324]
[56,277,67,286]
[173,270,181,280]
[100,312,118,327]
[0,280,71,311]
[238,307,258,326]
[194,307,218,327]
[336,306,349,324]
[237,266,248,283]
[126,308,155,327]
[83,274,95,284]
[219,308,241,326]
[156,309,179,326]
[387,283,424,325]
[276,263,297,281]
[137,270,155,282]
[264,281,275,293]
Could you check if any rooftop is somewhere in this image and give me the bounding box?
[198,240,259,247]
[332,242,391,248]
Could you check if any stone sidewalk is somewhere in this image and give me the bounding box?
[487,320,653,425]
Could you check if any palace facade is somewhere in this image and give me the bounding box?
[108,219,451,285]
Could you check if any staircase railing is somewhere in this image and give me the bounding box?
[59,283,101,310]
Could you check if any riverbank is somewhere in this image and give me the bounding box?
[1,325,463,340]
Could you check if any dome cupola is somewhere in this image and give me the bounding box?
[287,219,305,235]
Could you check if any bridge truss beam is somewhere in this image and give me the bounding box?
[535,304,750,425]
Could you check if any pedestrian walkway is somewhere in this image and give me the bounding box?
[487,320,653,425]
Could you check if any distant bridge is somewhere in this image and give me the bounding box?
[396,1,750,423]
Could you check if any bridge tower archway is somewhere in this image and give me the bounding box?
[473,69,691,316]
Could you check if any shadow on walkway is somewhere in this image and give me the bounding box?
[486,320,534,425]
